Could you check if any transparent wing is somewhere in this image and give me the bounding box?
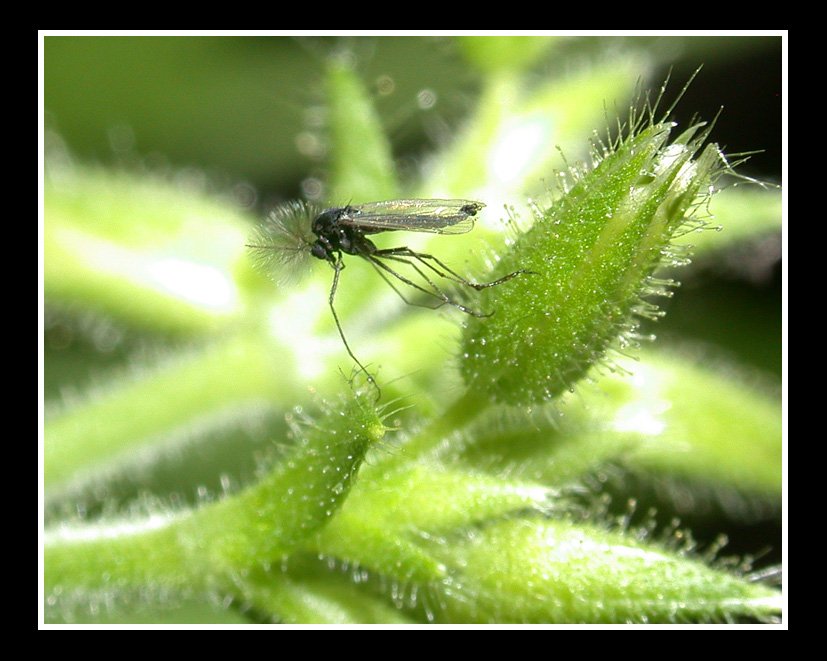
[339,199,485,234]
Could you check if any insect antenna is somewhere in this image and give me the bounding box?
[245,200,319,284]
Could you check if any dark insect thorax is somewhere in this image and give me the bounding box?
[311,207,377,262]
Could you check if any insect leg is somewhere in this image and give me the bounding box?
[328,253,381,399]
[366,255,460,312]
[376,247,534,290]
[366,253,488,317]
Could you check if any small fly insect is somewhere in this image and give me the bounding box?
[247,198,532,398]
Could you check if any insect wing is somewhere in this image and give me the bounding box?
[340,199,484,234]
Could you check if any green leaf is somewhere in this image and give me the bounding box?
[324,57,399,203]
[45,334,289,497]
[674,185,782,257]
[456,35,557,74]
[45,390,386,613]
[618,348,782,497]
[428,517,780,623]
[44,166,253,335]
[420,56,647,208]
[239,563,417,624]
[310,463,555,584]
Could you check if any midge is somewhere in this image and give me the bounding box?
[247,198,532,398]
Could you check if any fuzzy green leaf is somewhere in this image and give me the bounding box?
[428,517,780,623]
[44,166,253,334]
[456,35,557,74]
[45,391,386,611]
[324,58,399,203]
[44,334,290,498]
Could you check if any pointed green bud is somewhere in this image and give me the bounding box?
[196,390,388,566]
[461,119,726,405]
[44,390,387,601]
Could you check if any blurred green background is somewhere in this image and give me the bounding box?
[43,34,782,388]
[44,36,782,190]
[42,35,783,623]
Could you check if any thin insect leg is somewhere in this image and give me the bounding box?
[328,254,381,399]
[366,253,488,317]
[366,258,437,309]
[366,255,459,312]
[376,247,533,290]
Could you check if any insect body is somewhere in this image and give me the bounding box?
[248,199,531,398]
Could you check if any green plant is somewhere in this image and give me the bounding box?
[43,36,782,624]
